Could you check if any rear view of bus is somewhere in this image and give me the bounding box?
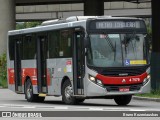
[7,16,150,106]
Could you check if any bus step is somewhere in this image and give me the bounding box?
[39,93,46,97]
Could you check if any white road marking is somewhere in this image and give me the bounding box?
[3,104,24,107]
[71,107,90,110]
[53,107,68,109]
[0,106,5,108]
[129,109,146,111]
[23,106,36,109]
[89,107,104,111]
[0,104,156,111]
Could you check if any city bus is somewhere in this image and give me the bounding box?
[7,16,150,105]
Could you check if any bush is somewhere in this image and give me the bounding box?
[0,53,7,88]
[151,89,160,96]
[16,22,42,30]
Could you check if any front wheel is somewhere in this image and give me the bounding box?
[62,80,77,104]
[114,95,132,106]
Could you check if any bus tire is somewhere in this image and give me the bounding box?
[25,79,45,102]
[62,80,77,105]
[114,95,132,106]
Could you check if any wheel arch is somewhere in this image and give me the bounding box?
[24,76,31,94]
[61,76,71,94]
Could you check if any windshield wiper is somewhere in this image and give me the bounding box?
[104,35,117,61]
[105,36,116,52]
[123,33,139,58]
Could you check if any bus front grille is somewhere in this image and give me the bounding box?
[101,67,148,77]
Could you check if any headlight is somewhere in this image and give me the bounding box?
[143,74,150,85]
[147,74,151,79]
[96,79,103,86]
[88,75,103,87]
[89,75,96,81]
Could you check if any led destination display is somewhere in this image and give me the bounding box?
[96,21,140,29]
[87,19,147,33]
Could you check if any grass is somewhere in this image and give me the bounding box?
[136,90,160,98]
[0,77,8,88]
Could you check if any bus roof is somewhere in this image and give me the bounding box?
[8,16,143,36]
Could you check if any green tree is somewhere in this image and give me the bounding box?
[147,23,152,36]
[16,22,42,30]
[0,53,7,88]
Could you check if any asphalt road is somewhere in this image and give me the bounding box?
[0,89,160,119]
[0,89,160,112]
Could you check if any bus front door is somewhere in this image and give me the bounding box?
[14,39,22,92]
[73,30,85,95]
[37,36,48,93]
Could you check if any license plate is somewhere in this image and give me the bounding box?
[119,87,130,92]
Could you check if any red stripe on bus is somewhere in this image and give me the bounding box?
[8,68,15,84]
[8,68,51,86]
[96,72,147,85]
[47,68,51,86]
[22,68,37,85]
[32,80,37,85]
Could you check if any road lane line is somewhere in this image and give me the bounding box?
[89,107,104,111]
[129,109,146,111]
[0,104,157,111]
[53,106,68,109]
[23,106,36,108]
[0,106,5,108]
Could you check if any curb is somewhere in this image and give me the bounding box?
[0,86,7,89]
[133,96,160,102]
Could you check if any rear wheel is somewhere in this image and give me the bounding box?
[114,95,132,106]
[25,79,45,102]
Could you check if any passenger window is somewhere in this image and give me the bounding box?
[48,29,73,58]
[60,29,73,57]
[22,35,36,60]
[48,31,60,58]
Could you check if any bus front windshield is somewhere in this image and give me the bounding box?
[87,34,149,67]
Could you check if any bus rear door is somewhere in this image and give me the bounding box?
[37,34,48,94]
[14,37,22,92]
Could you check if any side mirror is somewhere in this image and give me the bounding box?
[84,37,89,48]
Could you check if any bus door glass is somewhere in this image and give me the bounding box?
[37,34,48,93]
[73,28,85,95]
[14,37,22,92]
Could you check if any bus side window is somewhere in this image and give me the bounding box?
[59,29,73,58]
[23,35,36,60]
[48,31,60,58]
[48,29,75,59]
[9,36,15,60]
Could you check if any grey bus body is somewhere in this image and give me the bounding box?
[7,16,150,105]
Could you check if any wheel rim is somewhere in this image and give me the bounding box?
[65,85,73,101]
[26,82,32,99]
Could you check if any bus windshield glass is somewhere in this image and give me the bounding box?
[87,33,148,67]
